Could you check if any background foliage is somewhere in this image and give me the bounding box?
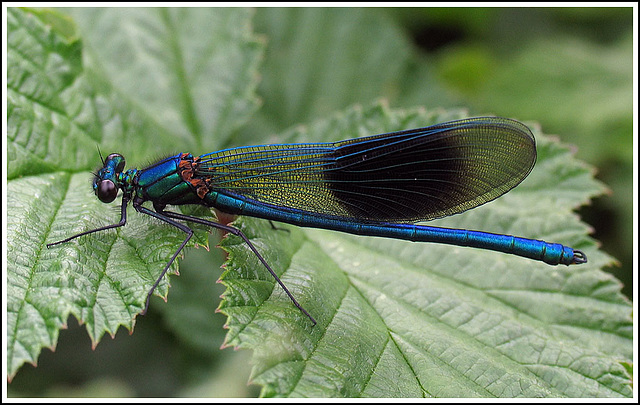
[6,7,633,398]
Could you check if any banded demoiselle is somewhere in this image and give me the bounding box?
[47,117,587,325]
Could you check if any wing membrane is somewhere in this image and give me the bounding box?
[196,117,536,222]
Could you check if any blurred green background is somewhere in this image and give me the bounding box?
[8,7,633,398]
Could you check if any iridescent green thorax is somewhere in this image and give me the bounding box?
[119,169,138,197]
[131,153,207,207]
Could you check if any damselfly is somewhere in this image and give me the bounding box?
[47,117,587,325]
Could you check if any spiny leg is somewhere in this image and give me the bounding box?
[158,209,317,326]
[47,196,130,248]
[135,205,194,315]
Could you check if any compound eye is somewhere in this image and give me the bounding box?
[106,153,126,173]
[96,180,118,203]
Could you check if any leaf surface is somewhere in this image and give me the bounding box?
[6,7,262,379]
[218,106,632,398]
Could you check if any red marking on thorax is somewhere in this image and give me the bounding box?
[177,153,211,199]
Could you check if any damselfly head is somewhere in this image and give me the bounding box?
[93,153,126,203]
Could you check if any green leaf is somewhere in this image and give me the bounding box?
[239,7,455,142]
[250,8,412,131]
[218,105,632,397]
[6,7,262,379]
[472,35,632,164]
[64,7,262,152]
